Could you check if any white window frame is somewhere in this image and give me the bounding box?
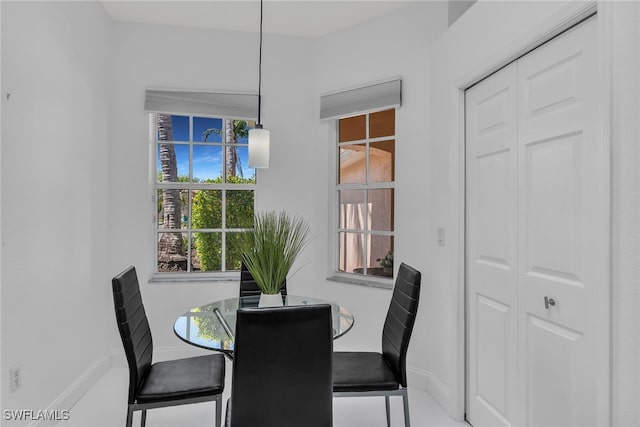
[150,113,256,282]
[329,108,396,289]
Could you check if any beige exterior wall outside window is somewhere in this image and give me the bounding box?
[337,109,395,280]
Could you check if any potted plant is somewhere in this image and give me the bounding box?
[242,210,311,306]
[377,251,394,275]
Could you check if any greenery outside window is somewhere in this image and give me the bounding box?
[336,108,395,280]
[154,113,255,276]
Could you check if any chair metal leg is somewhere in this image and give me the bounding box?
[402,390,411,427]
[141,409,147,427]
[215,395,222,427]
[385,395,391,427]
[126,406,134,427]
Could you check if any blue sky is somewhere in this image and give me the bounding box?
[157,115,254,181]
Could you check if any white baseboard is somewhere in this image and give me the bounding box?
[407,366,452,413]
[29,354,111,427]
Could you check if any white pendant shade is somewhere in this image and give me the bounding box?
[248,127,270,169]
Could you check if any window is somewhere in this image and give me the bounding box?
[154,113,255,275]
[336,108,395,279]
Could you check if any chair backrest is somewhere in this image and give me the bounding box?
[239,260,287,298]
[112,266,153,404]
[381,262,421,387]
[230,305,333,427]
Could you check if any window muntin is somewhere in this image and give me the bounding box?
[155,113,255,275]
[336,109,395,279]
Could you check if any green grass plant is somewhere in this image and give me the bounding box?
[242,210,311,295]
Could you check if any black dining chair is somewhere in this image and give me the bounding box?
[239,260,287,297]
[332,262,421,427]
[225,304,333,427]
[112,266,226,427]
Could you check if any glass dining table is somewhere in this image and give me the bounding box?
[173,294,355,358]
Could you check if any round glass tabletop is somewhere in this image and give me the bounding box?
[173,294,355,355]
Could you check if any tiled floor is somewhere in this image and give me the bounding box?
[64,365,468,427]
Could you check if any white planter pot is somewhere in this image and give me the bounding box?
[258,292,284,307]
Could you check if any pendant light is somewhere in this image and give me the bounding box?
[248,0,270,169]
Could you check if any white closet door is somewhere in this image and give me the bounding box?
[465,63,518,427]
[466,16,606,427]
[516,17,605,427]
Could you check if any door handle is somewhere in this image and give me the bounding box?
[544,296,556,309]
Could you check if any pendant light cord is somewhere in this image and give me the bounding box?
[257,0,263,125]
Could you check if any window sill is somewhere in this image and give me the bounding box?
[326,274,393,290]
[149,273,240,284]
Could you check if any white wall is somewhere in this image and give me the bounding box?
[107,1,450,376]
[108,22,328,353]
[315,0,449,377]
[1,0,113,418]
[429,1,574,415]
[448,0,476,26]
[429,0,640,423]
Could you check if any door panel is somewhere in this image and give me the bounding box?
[466,16,607,427]
[517,17,603,426]
[466,63,518,427]
[525,315,587,427]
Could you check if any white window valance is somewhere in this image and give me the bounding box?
[320,79,402,120]
[144,89,258,120]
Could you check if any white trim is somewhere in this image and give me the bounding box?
[29,355,111,427]
[449,0,609,421]
[407,366,451,407]
[596,2,613,423]
[457,2,598,90]
[329,108,397,283]
[326,274,393,290]
[152,113,257,276]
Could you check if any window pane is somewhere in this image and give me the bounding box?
[369,140,395,182]
[193,145,222,182]
[368,189,394,231]
[157,189,186,229]
[367,235,394,278]
[366,234,393,277]
[157,190,164,226]
[223,145,249,182]
[226,231,252,271]
[338,231,364,274]
[339,115,366,142]
[191,190,222,229]
[180,189,190,228]
[157,232,187,272]
[226,190,254,228]
[194,117,223,143]
[157,143,189,182]
[236,122,249,143]
[339,190,365,230]
[157,114,189,142]
[339,144,366,184]
[369,109,395,138]
[227,146,255,183]
[193,232,221,271]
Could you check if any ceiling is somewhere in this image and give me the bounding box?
[100,1,420,38]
